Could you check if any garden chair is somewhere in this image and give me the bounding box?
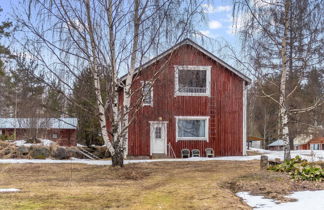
[192,149,200,157]
[205,148,214,158]
[181,149,190,158]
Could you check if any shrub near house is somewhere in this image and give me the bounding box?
[269,156,324,182]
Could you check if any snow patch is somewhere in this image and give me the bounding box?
[0,188,20,193]
[0,156,260,165]
[12,139,55,147]
[248,148,324,162]
[237,190,324,210]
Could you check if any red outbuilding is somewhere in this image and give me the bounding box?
[0,118,77,146]
[119,39,250,158]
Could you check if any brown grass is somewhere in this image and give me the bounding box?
[0,160,323,209]
[0,160,258,210]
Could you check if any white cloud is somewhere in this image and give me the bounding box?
[216,5,232,12]
[208,20,222,29]
[199,30,215,38]
[202,4,232,13]
[221,14,233,23]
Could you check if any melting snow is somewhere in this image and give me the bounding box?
[0,188,20,193]
[237,190,324,210]
[249,148,324,162]
[0,156,260,165]
[13,139,55,147]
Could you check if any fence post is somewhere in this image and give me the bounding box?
[260,155,268,169]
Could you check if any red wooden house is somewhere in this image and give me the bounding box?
[120,39,250,158]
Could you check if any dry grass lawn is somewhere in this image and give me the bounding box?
[0,160,322,210]
[0,160,258,210]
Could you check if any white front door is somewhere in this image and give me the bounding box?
[150,122,167,154]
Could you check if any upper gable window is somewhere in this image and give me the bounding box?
[142,81,153,106]
[174,65,211,96]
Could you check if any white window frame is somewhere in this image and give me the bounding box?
[52,133,58,139]
[174,65,211,97]
[175,116,209,142]
[311,144,320,150]
[141,81,153,107]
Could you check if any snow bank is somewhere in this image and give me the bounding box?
[1,147,323,165]
[237,190,324,210]
[248,148,324,162]
[0,188,20,193]
[0,156,261,165]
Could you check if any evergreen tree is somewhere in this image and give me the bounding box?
[5,55,45,118]
[0,7,13,76]
[70,69,105,146]
[43,82,66,118]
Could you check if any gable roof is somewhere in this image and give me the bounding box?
[121,38,251,83]
[268,139,285,147]
[0,118,77,129]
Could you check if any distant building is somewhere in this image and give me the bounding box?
[294,134,313,150]
[295,137,324,150]
[268,139,285,151]
[247,136,263,149]
[0,118,78,146]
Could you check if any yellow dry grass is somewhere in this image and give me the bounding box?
[0,160,259,210]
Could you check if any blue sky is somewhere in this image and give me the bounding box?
[0,0,244,74]
[0,0,240,46]
[199,1,239,43]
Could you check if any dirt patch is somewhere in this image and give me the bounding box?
[225,169,324,203]
[246,150,263,156]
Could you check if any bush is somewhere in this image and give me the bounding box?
[0,134,16,141]
[268,156,324,182]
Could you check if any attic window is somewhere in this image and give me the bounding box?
[175,66,211,96]
[142,81,153,106]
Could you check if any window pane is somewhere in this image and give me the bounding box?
[178,119,205,138]
[143,84,152,104]
[155,127,161,139]
[178,70,206,93]
[311,144,320,150]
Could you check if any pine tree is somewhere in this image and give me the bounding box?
[70,69,105,146]
[0,7,13,76]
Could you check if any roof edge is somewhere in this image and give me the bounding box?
[120,38,251,83]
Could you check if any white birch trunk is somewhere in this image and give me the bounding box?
[280,0,291,161]
[122,0,140,158]
[85,0,115,156]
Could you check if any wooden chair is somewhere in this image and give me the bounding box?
[192,149,200,157]
[205,148,214,158]
[181,149,190,158]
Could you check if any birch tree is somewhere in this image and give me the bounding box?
[15,0,203,166]
[233,0,323,160]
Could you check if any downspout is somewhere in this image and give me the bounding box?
[243,81,247,155]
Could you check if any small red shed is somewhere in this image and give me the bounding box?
[0,118,78,146]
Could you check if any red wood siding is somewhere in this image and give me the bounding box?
[0,128,77,146]
[125,44,245,157]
